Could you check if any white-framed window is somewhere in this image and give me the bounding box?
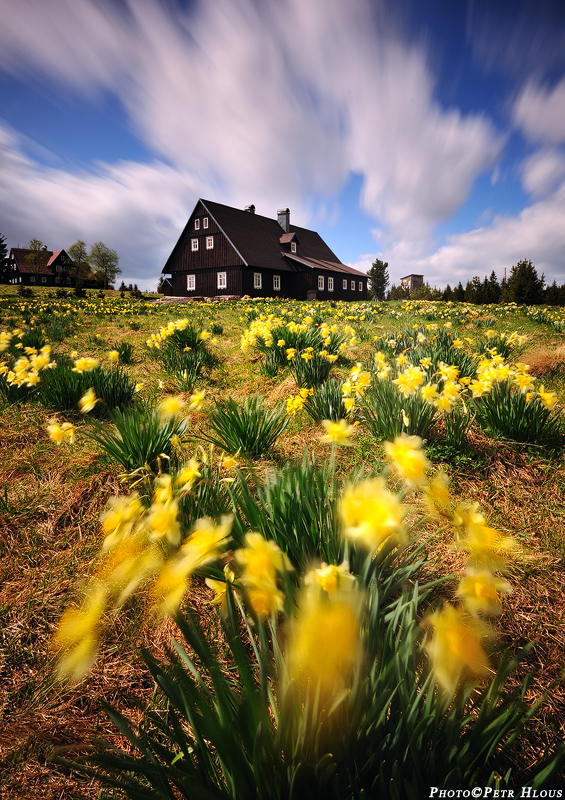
[291,241,297,253]
[42,276,47,284]
[187,274,195,291]
[254,272,262,290]
[318,275,324,291]
[343,279,347,290]
[328,277,334,292]
[358,281,363,291]
[273,274,281,291]
[217,272,227,289]
[203,217,209,229]
[351,280,355,290]
[30,276,36,283]
[194,218,200,230]
[206,236,214,249]
[191,238,198,251]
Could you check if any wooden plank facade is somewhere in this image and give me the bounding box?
[163,200,368,301]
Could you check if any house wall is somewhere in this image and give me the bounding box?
[167,211,245,275]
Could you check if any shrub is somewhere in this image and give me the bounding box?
[288,353,332,388]
[38,361,136,416]
[85,405,189,474]
[199,395,289,458]
[360,378,437,440]
[473,381,563,445]
[302,378,348,423]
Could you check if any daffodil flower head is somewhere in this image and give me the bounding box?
[205,565,237,615]
[175,457,201,491]
[54,582,107,682]
[424,471,451,517]
[286,586,362,703]
[189,389,206,410]
[304,562,356,597]
[79,387,99,413]
[320,418,355,445]
[159,395,185,418]
[425,603,491,693]
[340,478,406,552]
[384,434,430,487]
[457,569,512,616]
[101,493,144,551]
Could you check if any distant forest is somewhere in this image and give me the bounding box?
[388,259,565,305]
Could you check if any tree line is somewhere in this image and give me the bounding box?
[0,235,121,289]
[368,257,565,306]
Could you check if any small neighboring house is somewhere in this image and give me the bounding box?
[162,199,368,300]
[7,248,95,287]
[400,274,424,293]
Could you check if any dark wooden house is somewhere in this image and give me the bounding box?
[162,200,368,300]
[7,248,97,287]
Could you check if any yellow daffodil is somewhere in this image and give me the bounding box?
[425,604,491,692]
[160,395,185,418]
[457,569,512,615]
[320,419,355,445]
[384,434,430,487]
[79,387,98,413]
[340,478,405,551]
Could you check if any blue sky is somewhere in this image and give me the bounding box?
[1,0,565,290]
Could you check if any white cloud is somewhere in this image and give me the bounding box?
[386,181,565,288]
[522,148,565,197]
[0,123,202,288]
[513,78,565,144]
[0,0,503,254]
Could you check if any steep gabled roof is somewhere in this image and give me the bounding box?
[200,199,354,274]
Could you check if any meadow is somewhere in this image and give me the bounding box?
[1,287,564,798]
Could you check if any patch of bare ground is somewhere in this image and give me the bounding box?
[523,342,565,377]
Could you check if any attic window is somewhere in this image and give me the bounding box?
[203,217,209,229]
[191,238,198,251]
[194,219,200,230]
[291,242,297,253]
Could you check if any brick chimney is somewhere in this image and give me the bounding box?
[277,207,290,233]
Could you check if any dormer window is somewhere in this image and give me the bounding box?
[291,242,297,253]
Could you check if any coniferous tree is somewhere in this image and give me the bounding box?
[545,280,559,305]
[506,259,545,305]
[453,281,465,302]
[442,284,453,301]
[0,233,8,283]
[367,258,389,300]
[486,270,501,304]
